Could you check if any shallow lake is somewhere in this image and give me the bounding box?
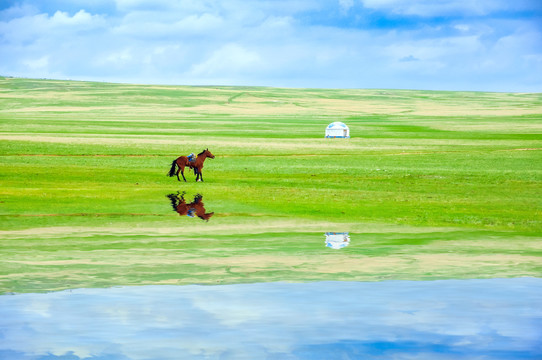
[1,278,541,359]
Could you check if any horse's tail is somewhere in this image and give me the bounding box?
[167,159,177,177]
[166,193,178,210]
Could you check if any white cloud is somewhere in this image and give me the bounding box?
[454,24,470,32]
[98,48,133,66]
[386,35,482,63]
[115,0,173,11]
[113,12,224,39]
[22,55,49,70]
[338,0,355,13]
[360,0,541,16]
[189,43,263,78]
[50,9,95,26]
[0,3,39,20]
[0,9,106,44]
[114,0,222,14]
[260,15,294,31]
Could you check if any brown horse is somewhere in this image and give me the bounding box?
[168,149,215,182]
[166,192,214,221]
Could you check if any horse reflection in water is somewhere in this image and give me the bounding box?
[166,192,214,221]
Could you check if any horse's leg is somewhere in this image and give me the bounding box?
[177,163,187,182]
[179,164,187,182]
[175,164,181,182]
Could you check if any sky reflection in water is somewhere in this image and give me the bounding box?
[1,278,541,360]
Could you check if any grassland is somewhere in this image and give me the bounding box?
[1,77,541,293]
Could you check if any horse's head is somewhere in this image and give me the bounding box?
[199,212,214,221]
[203,148,215,159]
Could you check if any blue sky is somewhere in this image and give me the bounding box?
[1,0,541,91]
[1,279,541,359]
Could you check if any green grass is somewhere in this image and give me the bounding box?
[1,77,541,293]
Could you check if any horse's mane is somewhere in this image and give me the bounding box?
[197,149,206,156]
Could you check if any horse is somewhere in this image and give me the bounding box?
[167,155,193,182]
[166,192,214,221]
[168,149,215,182]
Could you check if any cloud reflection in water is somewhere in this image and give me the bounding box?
[0,278,541,359]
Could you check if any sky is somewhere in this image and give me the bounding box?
[0,0,541,92]
[1,279,541,359]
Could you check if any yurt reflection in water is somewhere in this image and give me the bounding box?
[325,232,350,249]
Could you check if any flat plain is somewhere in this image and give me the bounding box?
[1,77,541,293]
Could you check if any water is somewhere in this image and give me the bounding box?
[1,278,541,359]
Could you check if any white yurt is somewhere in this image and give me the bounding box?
[325,122,350,138]
[325,232,351,249]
